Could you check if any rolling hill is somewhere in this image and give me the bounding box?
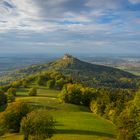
[0,86,116,140]
[0,54,138,88]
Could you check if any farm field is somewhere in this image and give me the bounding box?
[0,85,117,140]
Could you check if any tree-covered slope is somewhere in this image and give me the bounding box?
[0,54,138,88]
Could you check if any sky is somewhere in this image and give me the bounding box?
[0,0,140,55]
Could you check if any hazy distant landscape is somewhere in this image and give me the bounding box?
[84,56,140,75]
[0,54,56,75]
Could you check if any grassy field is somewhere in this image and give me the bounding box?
[116,66,140,76]
[0,85,117,140]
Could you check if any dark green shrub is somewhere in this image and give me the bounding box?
[47,80,55,89]
[7,93,15,103]
[28,87,37,96]
[22,80,28,88]
[55,78,65,90]
[0,92,7,107]
[36,75,47,86]
[7,88,16,96]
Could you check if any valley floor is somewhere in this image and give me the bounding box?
[0,86,117,140]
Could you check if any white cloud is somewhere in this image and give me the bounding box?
[0,0,139,34]
[0,0,42,32]
[66,23,113,34]
[0,0,114,33]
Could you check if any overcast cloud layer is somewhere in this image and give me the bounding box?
[0,0,140,54]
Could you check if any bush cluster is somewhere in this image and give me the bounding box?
[0,102,55,140]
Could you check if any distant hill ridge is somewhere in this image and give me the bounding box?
[48,54,135,77]
[0,54,138,88]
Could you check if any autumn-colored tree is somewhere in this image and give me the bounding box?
[21,109,55,140]
[7,88,16,96]
[0,102,32,132]
[28,87,37,96]
[117,90,140,140]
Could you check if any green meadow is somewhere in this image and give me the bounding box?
[0,85,117,140]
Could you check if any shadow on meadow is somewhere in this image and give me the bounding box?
[55,129,115,138]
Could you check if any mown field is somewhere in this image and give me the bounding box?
[0,85,117,140]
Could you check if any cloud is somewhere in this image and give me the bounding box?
[0,0,139,33]
[0,0,140,54]
[85,0,123,9]
[128,0,140,4]
[0,0,112,33]
[0,0,40,32]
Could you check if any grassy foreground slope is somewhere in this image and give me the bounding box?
[0,86,117,140]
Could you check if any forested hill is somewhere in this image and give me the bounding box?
[0,54,139,89]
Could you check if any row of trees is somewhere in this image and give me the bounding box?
[0,71,72,107]
[59,83,138,140]
[59,84,97,106]
[0,71,72,93]
[90,88,134,121]
[36,71,72,89]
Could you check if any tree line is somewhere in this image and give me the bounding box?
[59,83,140,140]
